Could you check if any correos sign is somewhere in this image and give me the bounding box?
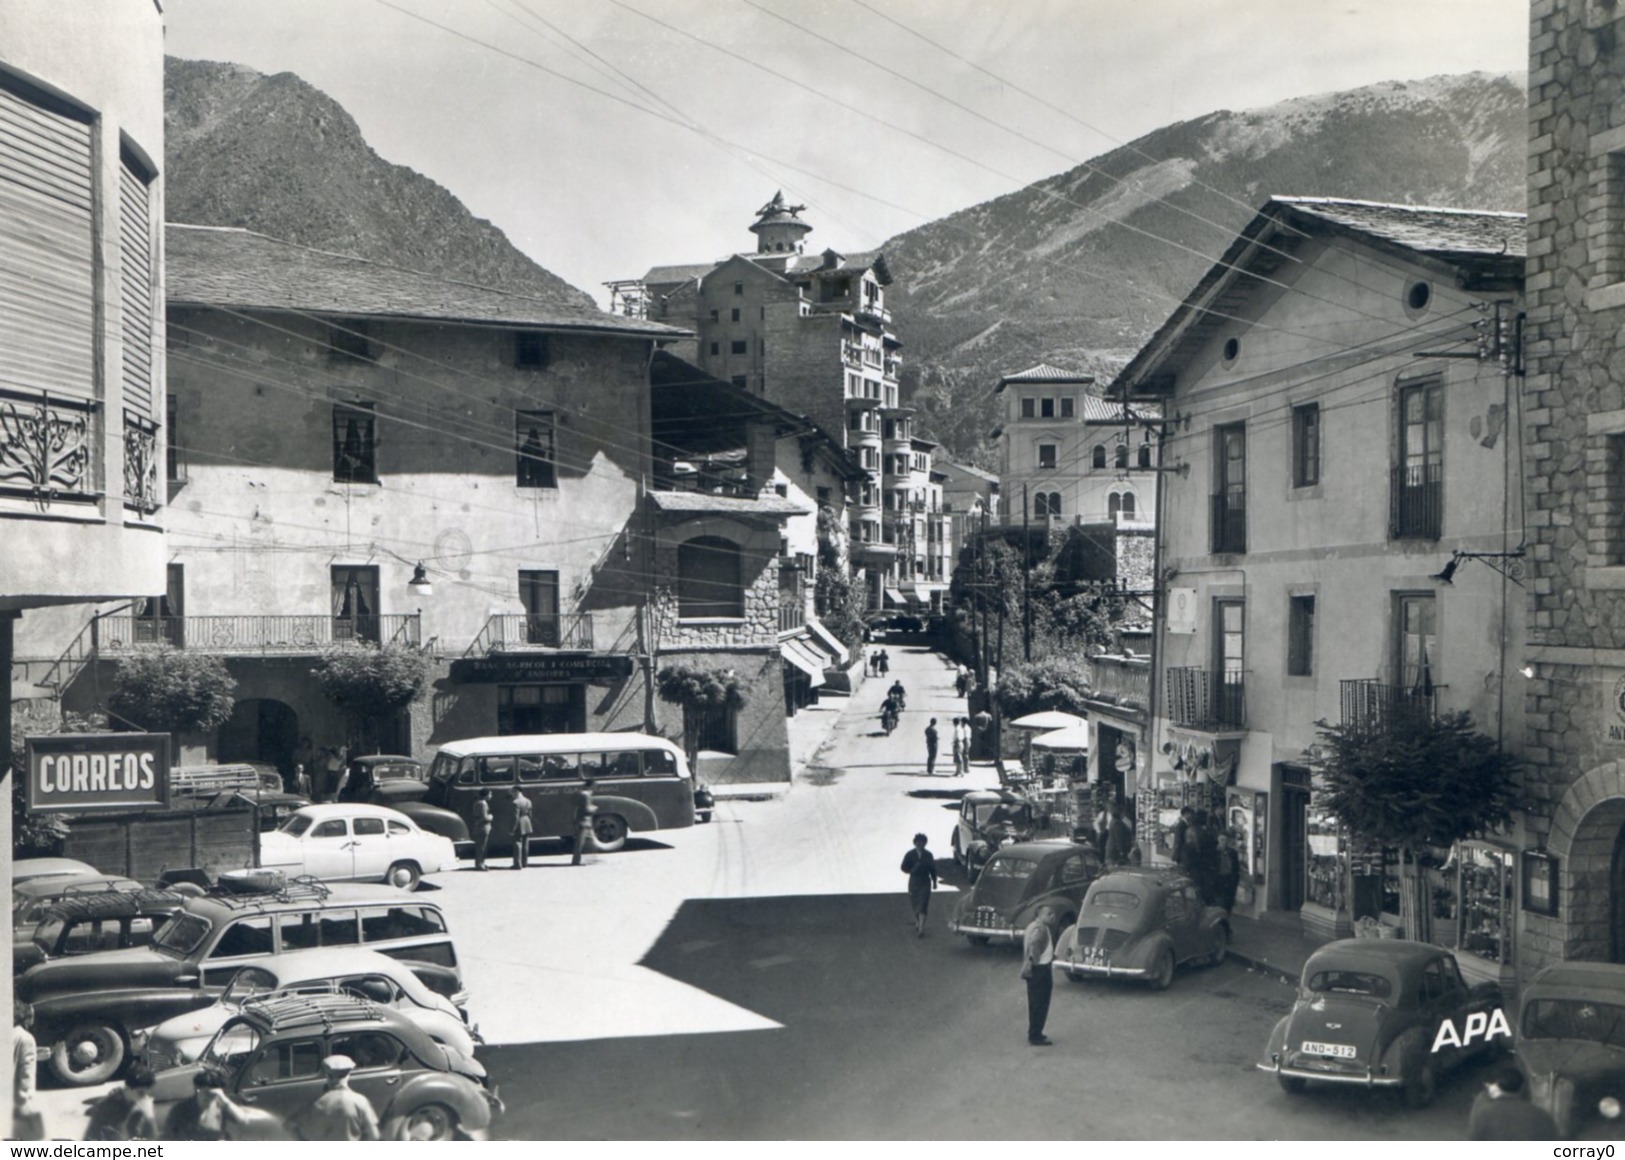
[25,733,171,813]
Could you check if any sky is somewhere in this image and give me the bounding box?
[163,0,1529,304]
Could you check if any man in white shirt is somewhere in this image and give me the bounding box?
[1022,905,1059,1046]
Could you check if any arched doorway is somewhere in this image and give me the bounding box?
[217,698,300,779]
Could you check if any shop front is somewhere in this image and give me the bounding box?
[432,653,639,744]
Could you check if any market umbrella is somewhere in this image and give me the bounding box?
[1031,724,1092,752]
[1008,710,1088,731]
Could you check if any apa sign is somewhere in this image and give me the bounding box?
[25,733,171,813]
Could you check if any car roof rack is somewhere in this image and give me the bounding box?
[205,876,333,910]
[239,991,389,1033]
[40,889,189,923]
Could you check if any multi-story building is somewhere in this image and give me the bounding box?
[1115,197,1526,980]
[1519,0,1625,972]
[936,460,1000,549]
[3,1,167,764]
[630,193,949,613]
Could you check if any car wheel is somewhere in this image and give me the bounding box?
[386,860,423,890]
[52,1020,127,1086]
[1403,1057,1437,1110]
[591,813,629,852]
[1148,948,1175,992]
[389,1102,458,1142]
[967,935,990,947]
[951,834,962,868]
[1206,923,1230,967]
[1277,1075,1306,1096]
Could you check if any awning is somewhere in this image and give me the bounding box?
[780,639,827,686]
[883,587,906,607]
[804,617,849,666]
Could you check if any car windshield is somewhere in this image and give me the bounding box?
[981,856,1038,880]
[223,967,279,1006]
[1088,890,1142,911]
[1521,998,1625,1049]
[152,913,211,956]
[201,1020,261,1074]
[280,815,314,837]
[1307,969,1394,999]
[428,754,463,783]
[31,919,65,952]
[371,763,422,782]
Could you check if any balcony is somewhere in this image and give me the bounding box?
[0,386,97,507]
[1340,679,1441,734]
[99,614,422,655]
[475,613,595,653]
[1389,463,1442,540]
[855,301,891,326]
[1209,492,1247,555]
[1165,667,1246,731]
[1087,654,1151,711]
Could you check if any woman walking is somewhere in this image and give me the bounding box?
[900,832,938,937]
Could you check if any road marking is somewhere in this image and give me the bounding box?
[748,953,797,969]
[679,939,721,953]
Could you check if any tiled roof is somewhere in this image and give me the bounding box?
[1000,362,1094,386]
[648,491,809,517]
[643,262,716,286]
[1274,197,1526,259]
[1081,396,1160,422]
[166,224,687,338]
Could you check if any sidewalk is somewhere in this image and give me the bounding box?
[1226,912,1326,984]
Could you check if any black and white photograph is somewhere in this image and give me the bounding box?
[3,0,1623,1144]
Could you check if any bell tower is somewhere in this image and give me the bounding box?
[748,190,812,255]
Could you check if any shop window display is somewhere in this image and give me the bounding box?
[1457,843,1513,964]
[1305,808,1345,912]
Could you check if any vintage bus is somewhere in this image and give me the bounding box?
[424,733,701,855]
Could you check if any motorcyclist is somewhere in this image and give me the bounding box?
[880,694,900,735]
[888,680,907,710]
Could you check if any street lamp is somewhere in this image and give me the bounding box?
[407,562,433,597]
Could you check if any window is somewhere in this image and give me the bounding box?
[1212,422,1246,554]
[1395,593,1437,693]
[1137,444,1152,469]
[734,281,744,295]
[244,1038,324,1087]
[1288,595,1315,677]
[1115,444,1129,469]
[119,141,157,422]
[516,411,557,488]
[311,819,348,838]
[1040,397,1055,418]
[709,341,719,356]
[709,309,719,322]
[166,393,183,483]
[1121,492,1135,517]
[1292,403,1321,488]
[678,535,744,618]
[1391,380,1443,539]
[331,566,381,644]
[730,340,748,355]
[1608,434,1625,566]
[332,403,377,483]
[353,817,385,836]
[210,916,274,959]
[1061,398,1075,419]
[684,702,737,754]
[519,570,561,645]
[1037,444,1057,470]
[318,910,360,947]
[816,486,831,505]
[1092,445,1106,469]
[730,307,740,322]
[1035,491,1060,518]
[514,332,549,369]
[1213,599,1245,726]
[1108,493,1122,519]
[327,321,375,363]
[1021,398,1035,419]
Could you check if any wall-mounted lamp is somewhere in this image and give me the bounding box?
[1430,558,1459,584]
[1429,548,1526,587]
[1519,662,1537,679]
[407,562,434,597]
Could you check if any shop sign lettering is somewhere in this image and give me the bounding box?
[1430,1009,1511,1053]
[26,733,171,813]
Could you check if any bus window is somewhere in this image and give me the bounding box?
[579,752,607,780]
[516,756,548,783]
[541,754,579,780]
[642,749,678,776]
[606,751,642,778]
[478,756,515,786]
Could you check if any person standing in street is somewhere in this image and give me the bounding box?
[1193,814,1220,906]
[1022,905,1059,1046]
[955,663,969,697]
[971,707,992,761]
[900,832,938,937]
[1215,830,1242,911]
[924,717,939,775]
[508,784,533,870]
[571,787,597,866]
[878,649,890,676]
[470,788,493,871]
[84,1065,159,1141]
[950,717,965,776]
[1467,1068,1558,1140]
[1171,805,1195,865]
[12,1002,41,1141]
[165,1069,251,1141]
[293,1055,379,1141]
[1104,802,1135,867]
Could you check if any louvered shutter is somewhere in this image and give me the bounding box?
[0,80,94,399]
[118,146,156,420]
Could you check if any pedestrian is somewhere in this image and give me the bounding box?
[1215,830,1242,911]
[1467,1067,1558,1140]
[888,678,906,709]
[878,649,890,676]
[1171,805,1195,864]
[165,1068,252,1141]
[292,1055,379,1142]
[971,707,992,760]
[316,745,343,803]
[12,1002,41,1142]
[571,787,596,866]
[958,717,974,774]
[508,784,533,869]
[291,762,312,800]
[471,788,493,871]
[950,717,966,776]
[1190,814,1220,905]
[954,664,969,697]
[900,832,938,937]
[292,735,315,785]
[1105,801,1135,867]
[84,1065,159,1141]
[1021,905,1059,1046]
[924,717,940,775]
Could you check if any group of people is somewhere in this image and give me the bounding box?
[467,783,597,870]
[289,737,352,803]
[1171,807,1241,911]
[866,648,892,677]
[921,716,974,776]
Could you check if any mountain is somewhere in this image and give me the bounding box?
[883,72,1528,467]
[164,57,596,310]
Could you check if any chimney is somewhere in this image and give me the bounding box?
[744,420,777,497]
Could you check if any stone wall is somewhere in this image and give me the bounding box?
[650,516,782,650]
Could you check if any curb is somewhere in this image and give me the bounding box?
[1227,946,1301,985]
[710,785,791,802]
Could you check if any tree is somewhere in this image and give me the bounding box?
[1314,709,1524,937]
[814,504,867,655]
[995,655,1093,719]
[311,643,430,752]
[655,664,748,763]
[108,647,237,756]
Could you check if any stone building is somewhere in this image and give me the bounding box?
[1115,197,1526,970]
[3,0,168,766]
[1518,0,1625,970]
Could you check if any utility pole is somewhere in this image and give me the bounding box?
[1022,482,1032,663]
[977,505,990,684]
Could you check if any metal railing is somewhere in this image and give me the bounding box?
[99,614,421,653]
[1088,655,1151,710]
[1389,463,1443,539]
[1340,679,1442,734]
[1210,492,1247,554]
[1166,667,1246,730]
[476,612,595,653]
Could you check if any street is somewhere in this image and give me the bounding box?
[32,640,1494,1139]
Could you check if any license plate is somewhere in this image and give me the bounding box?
[1301,1041,1356,1058]
[1081,945,1105,966]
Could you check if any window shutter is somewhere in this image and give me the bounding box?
[118,148,156,420]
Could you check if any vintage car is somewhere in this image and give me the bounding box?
[14,889,188,975]
[1515,960,1625,1137]
[950,790,1035,879]
[13,874,143,941]
[12,857,102,886]
[332,756,470,845]
[148,992,500,1141]
[1259,938,1503,1108]
[1054,868,1228,990]
[259,803,457,888]
[947,841,1102,946]
[136,946,477,1070]
[16,880,461,1086]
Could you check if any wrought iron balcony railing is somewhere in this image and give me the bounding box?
[1166,667,1246,731]
[1339,678,1442,734]
[99,614,421,654]
[476,612,595,653]
[0,386,97,506]
[1389,462,1443,540]
[1209,492,1247,554]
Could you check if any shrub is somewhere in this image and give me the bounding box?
[655,664,749,710]
[108,647,237,739]
[311,643,429,750]
[995,655,1092,718]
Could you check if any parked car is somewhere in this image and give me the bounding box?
[136,946,477,1070]
[1054,867,1228,990]
[947,841,1102,946]
[147,992,500,1141]
[335,755,470,845]
[950,790,1035,879]
[12,857,102,886]
[1258,938,1503,1108]
[13,874,143,941]
[16,880,461,1086]
[1515,960,1625,1137]
[14,889,188,975]
[259,803,456,888]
